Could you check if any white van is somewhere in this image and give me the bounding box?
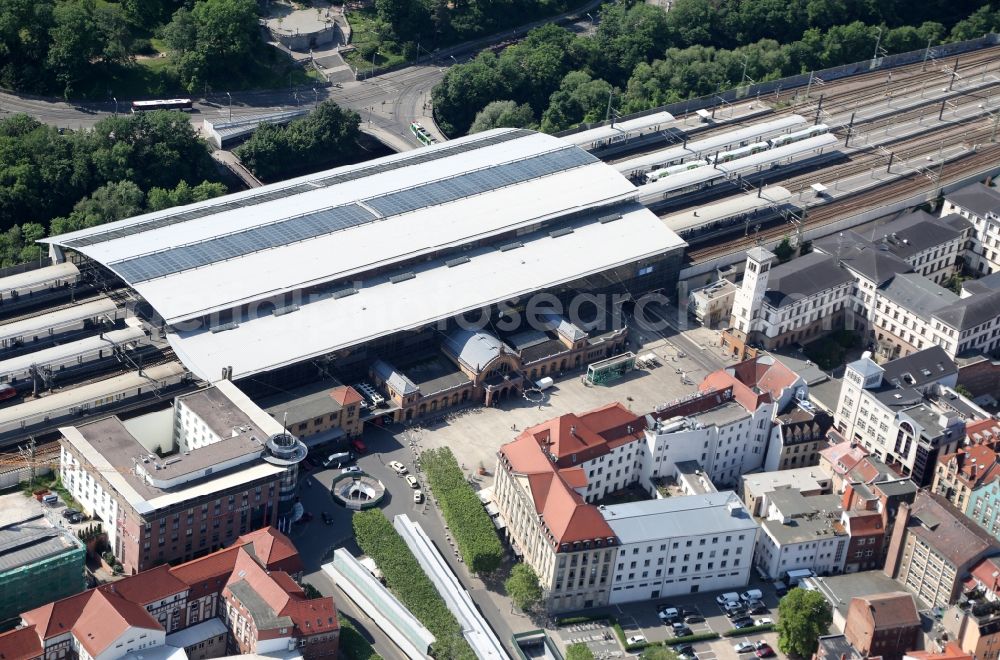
[323,452,353,468]
[785,568,815,586]
[740,589,763,602]
[716,592,740,605]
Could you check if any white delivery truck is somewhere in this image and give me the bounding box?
[535,377,554,391]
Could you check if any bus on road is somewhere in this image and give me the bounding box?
[131,99,194,113]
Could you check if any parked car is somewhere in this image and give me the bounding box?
[341,466,362,475]
[675,644,695,657]
[733,642,755,654]
[684,614,705,624]
[405,475,419,488]
[747,602,768,615]
[413,490,424,504]
[351,438,367,454]
[658,607,681,622]
[741,589,764,602]
[388,460,408,475]
[626,634,647,645]
[672,626,693,638]
[61,508,81,520]
[755,643,775,658]
[755,617,774,626]
[726,606,748,619]
[717,592,740,605]
[732,617,754,629]
[321,512,333,525]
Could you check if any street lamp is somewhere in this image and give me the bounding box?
[586,12,594,26]
[112,96,118,116]
[226,91,232,122]
[313,87,319,105]
[371,50,380,77]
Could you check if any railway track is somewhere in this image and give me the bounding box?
[688,139,1000,263]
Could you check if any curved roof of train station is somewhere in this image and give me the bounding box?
[44,128,686,381]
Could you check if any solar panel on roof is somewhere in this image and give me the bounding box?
[61,129,534,249]
[499,241,524,252]
[446,257,470,267]
[549,227,574,238]
[331,287,358,299]
[107,143,598,284]
[112,203,376,283]
[599,214,622,224]
[389,272,415,284]
[366,147,596,217]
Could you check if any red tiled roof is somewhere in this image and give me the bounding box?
[499,405,632,547]
[0,626,42,660]
[169,546,242,598]
[73,590,162,657]
[21,591,93,640]
[970,556,1000,593]
[967,419,1000,446]
[843,510,884,536]
[237,527,303,575]
[701,355,799,411]
[939,444,1000,490]
[331,385,363,407]
[853,592,920,629]
[820,443,869,476]
[905,641,972,660]
[98,565,187,605]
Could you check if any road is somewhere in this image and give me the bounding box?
[0,1,601,152]
[290,425,524,660]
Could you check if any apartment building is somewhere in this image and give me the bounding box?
[834,348,966,486]
[493,403,760,611]
[885,491,1000,607]
[844,592,921,660]
[765,405,833,471]
[755,491,849,579]
[603,494,758,603]
[689,279,737,328]
[942,182,1000,275]
[741,466,833,517]
[723,248,854,355]
[59,380,307,574]
[0,528,335,660]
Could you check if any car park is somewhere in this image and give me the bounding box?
[341,466,361,474]
[405,475,419,488]
[413,490,424,503]
[388,460,408,475]
[741,589,763,602]
[717,592,740,605]
[755,617,774,626]
[734,642,755,654]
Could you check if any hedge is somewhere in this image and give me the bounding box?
[556,615,607,626]
[352,509,476,660]
[422,447,504,574]
[664,632,721,646]
[722,624,774,637]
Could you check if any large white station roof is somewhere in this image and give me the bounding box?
[43,128,686,382]
[168,203,684,382]
[45,129,639,325]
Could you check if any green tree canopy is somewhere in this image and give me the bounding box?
[504,564,542,611]
[470,100,535,132]
[776,588,832,657]
[566,644,596,660]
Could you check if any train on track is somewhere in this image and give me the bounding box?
[0,297,126,356]
[563,111,676,152]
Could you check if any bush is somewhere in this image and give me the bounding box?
[722,624,774,637]
[664,632,721,645]
[421,447,503,574]
[566,643,596,660]
[352,509,476,660]
[338,617,382,660]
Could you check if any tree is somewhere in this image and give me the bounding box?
[470,100,535,132]
[47,0,101,97]
[955,384,973,397]
[776,588,832,657]
[773,237,795,262]
[504,564,542,611]
[566,644,595,660]
[540,71,614,133]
